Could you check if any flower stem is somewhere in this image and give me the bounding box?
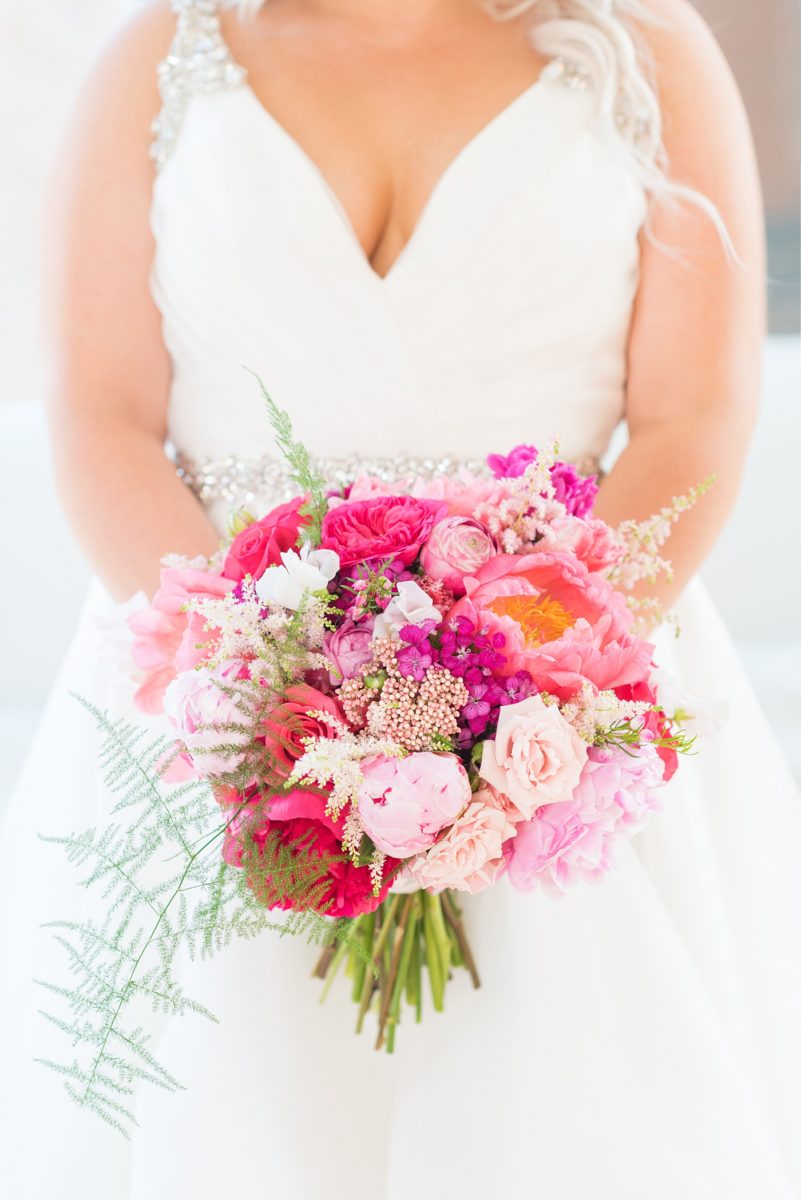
[375,893,415,1051]
[441,891,481,989]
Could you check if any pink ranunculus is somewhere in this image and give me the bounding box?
[403,789,516,894]
[320,495,446,568]
[128,566,234,715]
[261,684,344,778]
[221,497,309,583]
[504,742,665,894]
[162,661,250,777]
[222,787,397,919]
[480,694,588,817]
[322,618,375,684]
[357,752,472,858]
[419,516,496,595]
[448,550,652,700]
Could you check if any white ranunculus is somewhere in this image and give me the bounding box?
[372,579,441,641]
[255,544,340,610]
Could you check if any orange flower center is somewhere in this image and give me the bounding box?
[488,592,575,647]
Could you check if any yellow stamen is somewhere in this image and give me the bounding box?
[488,592,575,647]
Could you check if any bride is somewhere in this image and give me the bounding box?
[2,0,800,1195]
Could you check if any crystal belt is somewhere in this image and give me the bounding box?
[174,450,602,508]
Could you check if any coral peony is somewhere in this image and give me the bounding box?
[321,494,445,568]
[222,497,309,583]
[357,752,471,858]
[479,694,588,818]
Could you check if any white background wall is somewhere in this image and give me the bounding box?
[1,3,799,807]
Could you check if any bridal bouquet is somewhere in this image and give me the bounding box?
[42,382,708,1132]
[125,392,698,1051]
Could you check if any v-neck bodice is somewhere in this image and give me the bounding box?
[149,1,649,531]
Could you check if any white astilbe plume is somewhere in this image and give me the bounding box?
[560,680,654,743]
[289,719,406,821]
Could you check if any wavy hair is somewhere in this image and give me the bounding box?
[232,0,732,254]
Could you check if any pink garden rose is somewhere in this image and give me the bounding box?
[419,516,496,595]
[504,743,665,894]
[479,694,588,818]
[321,494,445,568]
[322,618,375,684]
[162,660,249,777]
[261,683,344,778]
[128,566,234,715]
[222,787,397,919]
[448,550,652,700]
[222,497,309,583]
[357,752,471,858]
[402,788,516,894]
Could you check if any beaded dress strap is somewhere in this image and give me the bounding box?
[150,0,247,170]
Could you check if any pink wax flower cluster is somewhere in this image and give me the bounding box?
[130,436,693,922]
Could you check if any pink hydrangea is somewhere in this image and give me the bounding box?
[504,743,665,894]
[357,752,471,858]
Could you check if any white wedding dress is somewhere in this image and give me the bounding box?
[2,4,800,1197]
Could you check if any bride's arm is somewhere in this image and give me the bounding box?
[45,3,219,602]
[593,0,765,614]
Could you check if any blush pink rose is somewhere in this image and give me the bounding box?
[128,566,234,715]
[479,694,588,818]
[402,789,516,894]
[419,516,496,595]
[504,743,665,894]
[222,497,309,583]
[448,550,652,700]
[162,661,250,777]
[261,684,344,778]
[357,752,471,858]
[320,495,445,568]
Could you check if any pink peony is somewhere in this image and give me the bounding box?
[539,515,624,574]
[128,566,234,715]
[402,789,516,894]
[162,661,250,777]
[221,497,309,583]
[261,684,344,778]
[419,516,496,595]
[322,618,375,684]
[504,743,665,894]
[479,694,588,818]
[321,495,446,568]
[408,473,510,518]
[357,752,472,858]
[448,550,652,700]
[223,787,396,919]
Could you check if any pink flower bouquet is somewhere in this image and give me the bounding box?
[128,408,704,1053]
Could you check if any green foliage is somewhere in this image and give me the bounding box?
[38,697,362,1138]
[244,367,328,545]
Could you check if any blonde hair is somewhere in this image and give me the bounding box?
[232,0,733,255]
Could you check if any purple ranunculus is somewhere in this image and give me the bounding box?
[322,618,375,685]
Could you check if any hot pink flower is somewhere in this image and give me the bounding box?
[504,743,665,893]
[321,494,445,568]
[128,566,234,715]
[419,516,496,595]
[357,752,471,858]
[223,787,396,918]
[448,550,652,699]
[479,694,588,818]
[261,684,344,778]
[402,788,516,894]
[222,497,309,583]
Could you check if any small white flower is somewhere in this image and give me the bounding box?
[650,668,729,738]
[255,544,339,610]
[372,580,441,641]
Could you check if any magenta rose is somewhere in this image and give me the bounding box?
[320,495,445,568]
[419,516,496,595]
[222,787,396,919]
[322,618,375,684]
[222,497,309,583]
[357,752,471,858]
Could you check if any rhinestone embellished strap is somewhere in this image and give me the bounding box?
[174,449,603,509]
[150,0,247,170]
